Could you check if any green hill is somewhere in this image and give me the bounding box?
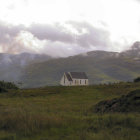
[0,52,51,83]
[1,42,140,88]
[22,49,140,87]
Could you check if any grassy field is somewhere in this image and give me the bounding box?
[0,83,139,140]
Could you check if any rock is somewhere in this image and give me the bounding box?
[94,89,140,113]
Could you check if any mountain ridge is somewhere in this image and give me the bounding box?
[21,42,140,87]
[0,41,140,87]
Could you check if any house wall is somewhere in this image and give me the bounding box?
[60,73,89,86]
[60,74,72,86]
[71,79,89,86]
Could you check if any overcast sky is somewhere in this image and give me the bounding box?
[0,0,140,57]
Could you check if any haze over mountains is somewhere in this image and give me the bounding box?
[0,42,140,88]
[0,53,51,83]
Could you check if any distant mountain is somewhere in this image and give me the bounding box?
[20,42,140,87]
[0,52,52,66]
[120,41,140,58]
[1,42,140,88]
[0,53,52,83]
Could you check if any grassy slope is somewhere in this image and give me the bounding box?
[22,54,140,87]
[0,83,139,140]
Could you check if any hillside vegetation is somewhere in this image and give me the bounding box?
[0,53,51,83]
[1,42,140,88]
[0,82,139,140]
[21,42,140,87]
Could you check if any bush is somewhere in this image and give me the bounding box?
[0,87,7,93]
[0,81,18,90]
[93,89,140,113]
[134,77,140,83]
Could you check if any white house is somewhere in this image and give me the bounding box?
[60,72,89,86]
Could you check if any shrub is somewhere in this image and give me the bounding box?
[93,89,140,113]
[134,77,140,83]
[0,87,7,93]
[0,81,18,90]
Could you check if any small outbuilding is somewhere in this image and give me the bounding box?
[60,72,89,86]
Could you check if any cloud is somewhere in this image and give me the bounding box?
[0,22,27,53]
[0,20,126,57]
[29,23,75,43]
[28,21,111,51]
[0,30,46,54]
[134,0,140,4]
[67,21,111,48]
[29,22,111,48]
[0,22,24,43]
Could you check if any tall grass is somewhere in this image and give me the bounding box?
[0,110,139,139]
[0,83,139,139]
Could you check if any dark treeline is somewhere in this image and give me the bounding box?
[0,81,18,92]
